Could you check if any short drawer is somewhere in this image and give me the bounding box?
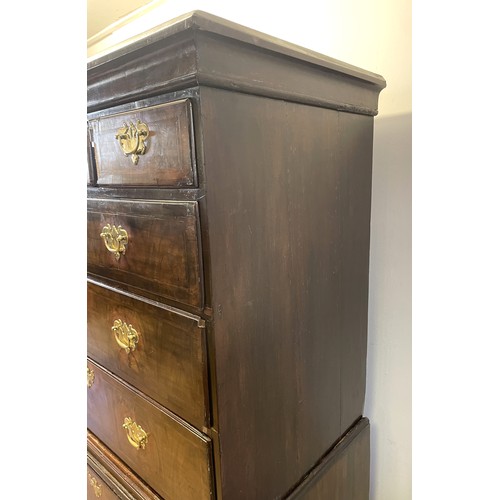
[89,99,196,187]
[87,198,203,310]
[87,465,118,500]
[87,360,214,500]
[87,280,210,430]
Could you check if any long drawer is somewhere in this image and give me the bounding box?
[89,99,196,187]
[87,198,203,310]
[87,280,210,430]
[87,360,214,500]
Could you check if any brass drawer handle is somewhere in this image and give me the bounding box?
[100,224,128,260]
[123,417,148,450]
[88,472,102,497]
[112,319,139,353]
[87,367,95,388]
[115,120,149,165]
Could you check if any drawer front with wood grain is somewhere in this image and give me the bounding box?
[87,465,118,500]
[88,431,162,500]
[87,280,210,430]
[87,360,214,500]
[89,99,196,187]
[87,198,203,310]
[287,418,370,500]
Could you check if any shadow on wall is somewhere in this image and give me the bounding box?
[365,113,412,500]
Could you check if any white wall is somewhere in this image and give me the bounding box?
[88,2,411,498]
[366,113,411,499]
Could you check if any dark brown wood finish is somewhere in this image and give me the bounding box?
[201,87,343,499]
[87,465,119,500]
[338,112,374,434]
[199,87,374,499]
[87,11,384,114]
[87,127,96,186]
[89,99,196,187]
[88,431,162,500]
[87,280,210,430]
[194,29,380,115]
[87,360,214,500]
[287,418,370,499]
[87,198,203,311]
[87,11,385,500]
[88,30,198,112]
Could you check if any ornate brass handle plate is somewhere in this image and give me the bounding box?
[123,417,148,450]
[87,367,95,388]
[112,319,139,353]
[100,224,128,260]
[88,472,102,497]
[115,120,150,165]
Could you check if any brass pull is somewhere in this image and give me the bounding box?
[100,224,128,260]
[112,319,139,353]
[87,367,95,388]
[87,472,102,497]
[115,120,149,165]
[123,417,148,450]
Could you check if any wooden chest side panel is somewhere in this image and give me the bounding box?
[338,112,374,434]
[201,87,347,499]
[288,418,370,500]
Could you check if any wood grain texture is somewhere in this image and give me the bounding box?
[87,198,203,311]
[87,127,96,186]
[87,13,383,499]
[87,280,210,430]
[337,112,374,434]
[87,465,118,500]
[88,11,385,115]
[88,431,162,500]
[199,87,375,499]
[87,360,214,500]
[90,99,196,187]
[88,31,198,112]
[287,418,370,499]
[88,11,385,85]
[194,30,381,116]
[201,87,345,499]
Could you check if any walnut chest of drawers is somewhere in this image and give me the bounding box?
[87,11,385,500]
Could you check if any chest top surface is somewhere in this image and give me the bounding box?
[87,10,385,115]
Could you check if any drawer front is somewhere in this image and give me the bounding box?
[89,99,196,187]
[87,198,203,310]
[88,431,162,500]
[87,465,118,500]
[87,281,210,429]
[87,360,214,500]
